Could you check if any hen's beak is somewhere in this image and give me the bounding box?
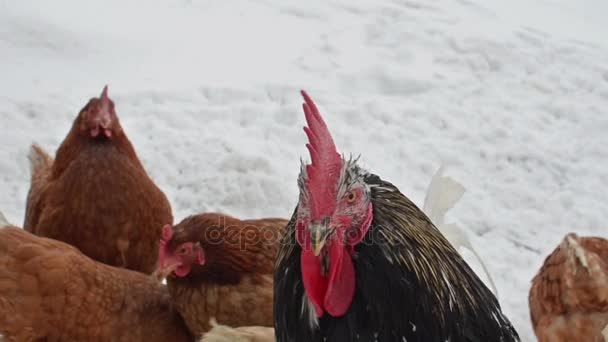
[310,220,332,257]
[153,262,180,282]
[153,248,182,282]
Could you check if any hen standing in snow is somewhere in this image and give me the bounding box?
[529,233,608,342]
[273,91,520,342]
[24,86,173,274]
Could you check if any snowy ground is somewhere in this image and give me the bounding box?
[1,0,608,340]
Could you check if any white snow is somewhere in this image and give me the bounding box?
[1,0,608,341]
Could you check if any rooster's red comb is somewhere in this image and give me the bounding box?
[300,90,343,220]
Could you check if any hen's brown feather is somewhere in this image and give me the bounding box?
[23,144,53,232]
[23,92,173,274]
[529,233,608,342]
[0,226,193,341]
[166,213,287,337]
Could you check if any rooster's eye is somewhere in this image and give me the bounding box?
[178,247,188,254]
[347,191,357,203]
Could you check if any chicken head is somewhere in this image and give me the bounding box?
[156,224,205,280]
[78,85,119,139]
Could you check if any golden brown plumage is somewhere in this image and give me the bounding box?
[0,225,193,342]
[23,87,173,274]
[23,144,52,230]
[529,233,608,342]
[157,213,287,337]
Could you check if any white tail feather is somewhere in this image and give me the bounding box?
[422,166,498,297]
[199,319,275,342]
[423,166,465,226]
[602,323,608,342]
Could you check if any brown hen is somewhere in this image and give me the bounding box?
[0,225,193,342]
[529,233,608,342]
[155,213,287,338]
[23,86,173,274]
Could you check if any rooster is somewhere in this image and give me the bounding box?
[529,233,608,342]
[24,86,173,274]
[155,213,287,337]
[273,91,520,342]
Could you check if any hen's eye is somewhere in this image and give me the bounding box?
[178,247,188,254]
[347,191,357,203]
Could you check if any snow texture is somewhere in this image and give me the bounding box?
[1,0,608,340]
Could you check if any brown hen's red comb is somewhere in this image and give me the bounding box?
[101,85,109,99]
[161,224,173,242]
[100,85,111,111]
[301,90,343,220]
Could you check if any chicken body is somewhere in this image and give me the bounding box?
[529,233,608,342]
[24,87,172,274]
[170,272,274,337]
[0,226,193,342]
[158,213,287,337]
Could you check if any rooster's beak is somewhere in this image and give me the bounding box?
[310,220,332,257]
